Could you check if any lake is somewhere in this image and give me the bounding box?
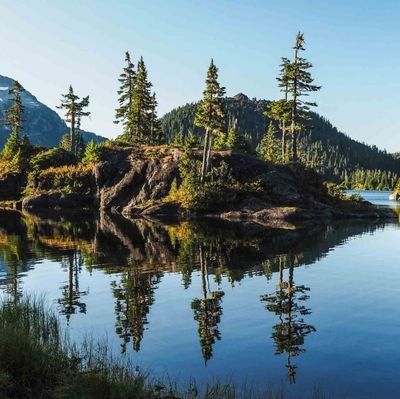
[0,190,399,398]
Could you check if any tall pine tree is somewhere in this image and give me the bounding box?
[57,85,90,156]
[288,33,320,162]
[115,51,136,140]
[130,57,152,144]
[0,80,26,165]
[149,92,163,144]
[194,59,226,181]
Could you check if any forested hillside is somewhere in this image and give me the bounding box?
[161,93,400,189]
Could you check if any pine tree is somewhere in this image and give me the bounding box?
[115,51,136,139]
[0,81,26,165]
[194,59,226,181]
[257,122,281,163]
[276,58,291,162]
[288,33,320,162]
[2,80,25,137]
[129,57,152,144]
[149,92,163,144]
[226,127,238,149]
[266,99,291,163]
[57,86,90,156]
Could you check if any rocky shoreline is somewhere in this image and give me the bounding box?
[1,146,398,223]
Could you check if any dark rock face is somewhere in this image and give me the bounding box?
[97,147,180,216]
[0,173,25,200]
[19,145,397,222]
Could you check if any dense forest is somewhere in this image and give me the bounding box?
[161,94,400,190]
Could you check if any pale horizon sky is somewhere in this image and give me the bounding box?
[1,0,400,151]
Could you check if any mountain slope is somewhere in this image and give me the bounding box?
[0,75,104,149]
[161,94,400,188]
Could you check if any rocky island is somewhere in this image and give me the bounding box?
[0,144,396,223]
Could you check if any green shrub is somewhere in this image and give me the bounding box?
[30,148,76,174]
[25,164,95,196]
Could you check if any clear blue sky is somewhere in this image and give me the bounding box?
[1,0,399,150]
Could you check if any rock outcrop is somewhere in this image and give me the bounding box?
[16,145,397,222]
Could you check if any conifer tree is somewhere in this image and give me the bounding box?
[130,57,152,144]
[0,80,26,165]
[3,80,25,137]
[149,92,163,144]
[277,58,291,161]
[194,59,226,181]
[0,129,20,163]
[57,86,90,156]
[288,33,320,162]
[115,51,136,139]
[257,122,281,163]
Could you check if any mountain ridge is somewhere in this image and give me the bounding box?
[0,75,104,149]
[161,93,400,188]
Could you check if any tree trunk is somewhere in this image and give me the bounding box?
[205,134,213,176]
[292,128,297,162]
[70,113,75,155]
[281,121,286,163]
[201,128,210,182]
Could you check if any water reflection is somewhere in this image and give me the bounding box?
[0,208,391,383]
[58,252,88,323]
[112,269,162,353]
[191,245,224,364]
[261,255,315,383]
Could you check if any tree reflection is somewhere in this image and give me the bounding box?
[57,251,89,323]
[191,246,224,364]
[111,268,162,353]
[261,255,315,383]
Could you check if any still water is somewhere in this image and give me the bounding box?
[0,191,399,398]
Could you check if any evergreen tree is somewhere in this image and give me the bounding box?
[149,92,163,144]
[257,122,281,163]
[129,57,153,144]
[0,80,26,164]
[275,58,292,162]
[82,140,100,165]
[226,127,238,149]
[2,80,25,137]
[0,129,20,163]
[115,51,136,139]
[59,134,71,151]
[57,85,90,156]
[288,33,320,162]
[194,59,226,181]
[266,99,291,163]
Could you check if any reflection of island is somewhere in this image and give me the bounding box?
[191,246,224,364]
[0,208,394,358]
[57,252,88,323]
[111,268,162,353]
[261,254,315,383]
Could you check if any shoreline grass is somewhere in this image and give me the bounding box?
[0,296,333,399]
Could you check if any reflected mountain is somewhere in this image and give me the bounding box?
[0,209,393,366]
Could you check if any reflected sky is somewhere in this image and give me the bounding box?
[0,206,399,398]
